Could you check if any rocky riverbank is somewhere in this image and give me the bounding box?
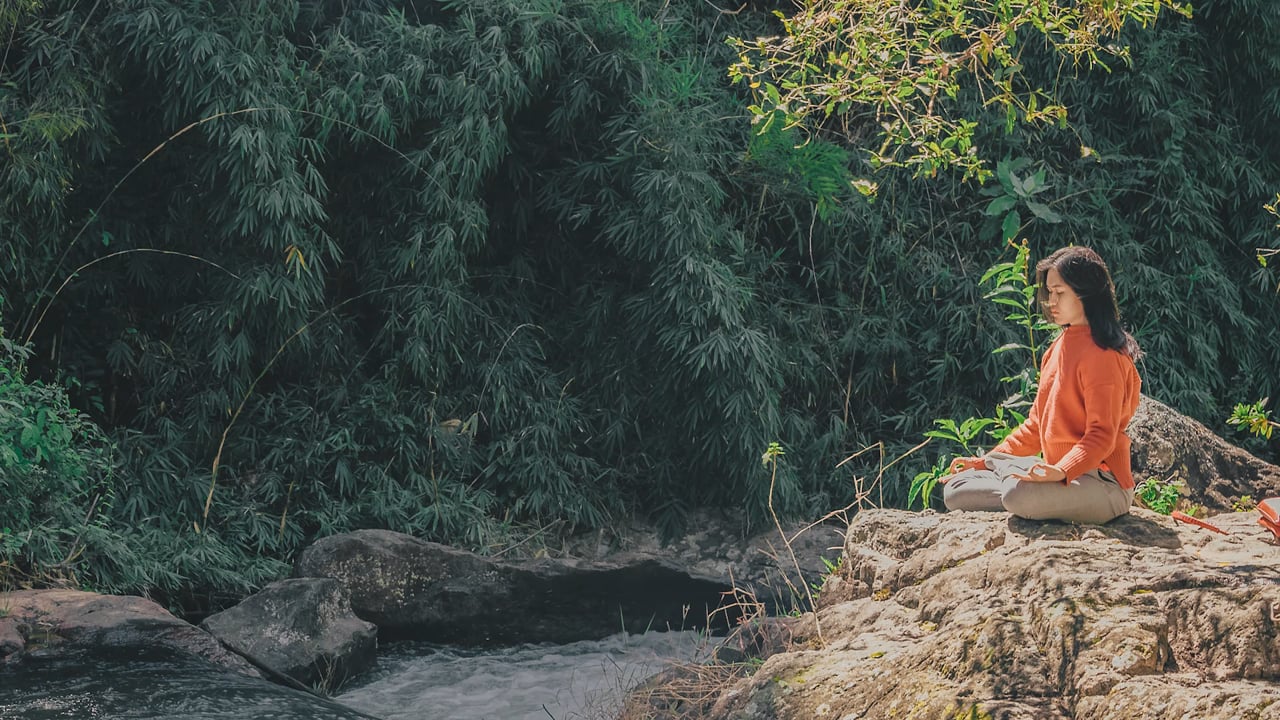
[0,512,838,694]
[618,395,1280,719]
[624,506,1280,719]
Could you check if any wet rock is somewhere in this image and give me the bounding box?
[0,617,23,657]
[0,648,379,719]
[561,511,846,615]
[201,578,376,692]
[0,589,257,677]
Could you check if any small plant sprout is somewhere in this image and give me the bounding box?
[761,442,786,467]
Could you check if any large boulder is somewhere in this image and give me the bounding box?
[1129,394,1280,511]
[201,578,377,692]
[631,508,1280,720]
[293,529,735,644]
[0,589,257,677]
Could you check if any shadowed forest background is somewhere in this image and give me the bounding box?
[2,0,1278,613]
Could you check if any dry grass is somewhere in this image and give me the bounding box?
[615,661,754,720]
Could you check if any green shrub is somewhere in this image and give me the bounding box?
[0,316,118,589]
[1134,477,1183,515]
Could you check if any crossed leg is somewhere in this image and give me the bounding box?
[941,452,1133,525]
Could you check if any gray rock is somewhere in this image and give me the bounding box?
[0,589,258,677]
[201,578,376,692]
[1130,394,1280,511]
[293,529,734,644]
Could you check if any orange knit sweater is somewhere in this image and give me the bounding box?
[990,324,1142,488]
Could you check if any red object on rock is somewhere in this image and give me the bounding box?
[1170,510,1229,535]
[1258,498,1280,541]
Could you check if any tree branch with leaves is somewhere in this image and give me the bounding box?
[728,0,1191,181]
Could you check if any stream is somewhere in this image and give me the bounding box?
[0,631,709,719]
[337,630,709,720]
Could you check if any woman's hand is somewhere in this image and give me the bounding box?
[1012,462,1067,484]
[945,455,988,478]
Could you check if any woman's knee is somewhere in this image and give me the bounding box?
[942,474,1005,513]
[1000,482,1055,519]
[941,480,963,511]
[1001,481,1127,524]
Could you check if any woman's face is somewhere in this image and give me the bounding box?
[1044,267,1087,327]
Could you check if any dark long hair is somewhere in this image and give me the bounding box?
[1036,247,1143,360]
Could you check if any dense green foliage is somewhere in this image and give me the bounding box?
[2,0,1278,606]
[729,0,1189,180]
[0,308,157,592]
[908,239,1051,509]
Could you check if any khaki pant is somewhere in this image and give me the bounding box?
[941,451,1134,525]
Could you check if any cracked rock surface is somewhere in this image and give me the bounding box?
[639,508,1280,720]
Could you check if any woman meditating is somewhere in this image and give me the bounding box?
[942,246,1143,524]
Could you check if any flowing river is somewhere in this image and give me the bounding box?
[0,631,709,719]
[337,630,709,720]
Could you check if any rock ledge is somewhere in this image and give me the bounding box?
[628,508,1280,720]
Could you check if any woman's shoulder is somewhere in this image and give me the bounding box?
[1055,325,1093,355]
[1073,337,1139,379]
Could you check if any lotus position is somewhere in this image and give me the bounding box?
[942,246,1143,524]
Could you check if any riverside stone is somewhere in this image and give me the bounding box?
[293,529,735,644]
[631,508,1280,720]
[0,589,258,676]
[201,577,376,692]
[0,616,23,658]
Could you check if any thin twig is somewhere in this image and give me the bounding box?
[764,450,822,644]
[199,282,427,530]
[24,249,247,347]
[21,104,445,343]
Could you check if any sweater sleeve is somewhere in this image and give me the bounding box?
[989,347,1050,457]
[1056,358,1126,479]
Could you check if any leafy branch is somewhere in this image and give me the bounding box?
[1228,399,1277,441]
[728,0,1191,180]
